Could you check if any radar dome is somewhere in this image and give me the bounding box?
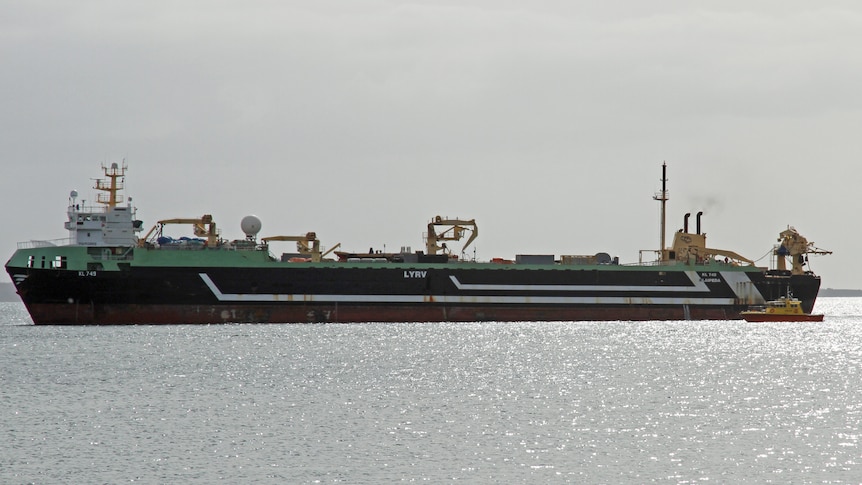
[241,215,262,238]
[70,190,78,199]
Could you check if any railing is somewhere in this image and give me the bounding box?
[621,259,668,267]
[635,249,664,266]
[17,238,73,249]
[90,250,136,261]
[68,202,112,213]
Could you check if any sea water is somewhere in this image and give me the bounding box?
[2,299,862,483]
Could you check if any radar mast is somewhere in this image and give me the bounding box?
[95,161,127,208]
[653,162,669,258]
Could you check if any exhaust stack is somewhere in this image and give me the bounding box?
[696,211,703,235]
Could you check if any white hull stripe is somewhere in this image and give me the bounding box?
[448,271,710,292]
[200,273,739,306]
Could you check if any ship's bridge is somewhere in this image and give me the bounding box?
[64,163,143,247]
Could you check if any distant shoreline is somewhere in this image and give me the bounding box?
[1,281,861,302]
[820,288,862,297]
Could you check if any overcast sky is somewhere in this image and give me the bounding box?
[2,1,859,289]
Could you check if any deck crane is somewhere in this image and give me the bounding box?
[425,216,478,258]
[139,215,220,247]
[774,226,832,274]
[261,232,341,263]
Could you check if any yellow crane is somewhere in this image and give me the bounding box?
[426,216,478,257]
[774,227,832,274]
[261,232,341,262]
[139,215,219,247]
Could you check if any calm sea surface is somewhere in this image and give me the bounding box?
[2,299,862,484]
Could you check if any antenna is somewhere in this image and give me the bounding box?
[653,162,668,255]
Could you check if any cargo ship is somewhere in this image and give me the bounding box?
[5,163,830,324]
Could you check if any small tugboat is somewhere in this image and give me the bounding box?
[741,298,824,322]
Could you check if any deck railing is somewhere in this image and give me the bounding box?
[17,238,73,249]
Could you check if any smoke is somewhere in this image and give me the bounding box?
[687,194,724,216]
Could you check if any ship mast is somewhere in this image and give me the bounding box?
[95,161,127,208]
[653,162,669,259]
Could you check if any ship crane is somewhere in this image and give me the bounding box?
[261,233,341,263]
[139,215,220,247]
[425,216,478,258]
[774,226,832,275]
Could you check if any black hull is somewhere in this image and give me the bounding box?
[8,264,821,325]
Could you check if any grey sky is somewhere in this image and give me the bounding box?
[2,1,859,288]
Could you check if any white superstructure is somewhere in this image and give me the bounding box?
[64,162,143,246]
